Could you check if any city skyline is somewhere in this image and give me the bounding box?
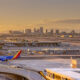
[0,0,80,32]
[0,19,80,33]
[9,27,78,34]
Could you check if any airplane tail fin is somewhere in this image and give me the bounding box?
[12,50,22,60]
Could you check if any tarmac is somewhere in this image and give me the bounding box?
[0,58,76,80]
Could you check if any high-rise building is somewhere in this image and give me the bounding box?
[56,29,59,34]
[40,27,43,34]
[46,29,48,34]
[71,30,75,35]
[50,29,53,34]
[25,29,32,35]
[34,28,36,33]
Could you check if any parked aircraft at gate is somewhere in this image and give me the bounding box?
[0,50,22,61]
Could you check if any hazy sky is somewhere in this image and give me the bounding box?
[0,0,80,32]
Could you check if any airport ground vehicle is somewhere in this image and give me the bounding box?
[45,68,80,80]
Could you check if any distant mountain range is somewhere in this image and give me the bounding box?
[55,19,80,24]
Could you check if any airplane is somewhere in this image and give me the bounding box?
[0,50,22,61]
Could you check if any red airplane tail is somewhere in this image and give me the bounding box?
[12,50,22,60]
